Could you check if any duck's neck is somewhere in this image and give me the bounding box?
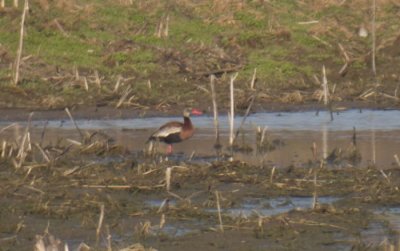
[183,116,193,129]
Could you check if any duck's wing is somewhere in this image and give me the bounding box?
[150,121,183,139]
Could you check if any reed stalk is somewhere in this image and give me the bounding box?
[106,225,111,251]
[116,86,132,108]
[27,131,31,151]
[188,151,195,161]
[159,214,166,229]
[371,0,376,76]
[74,65,80,80]
[8,146,13,158]
[156,18,163,38]
[83,76,89,92]
[322,65,329,106]
[260,126,267,146]
[352,127,357,146]
[156,14,169,38]
[379,169,390,184]
[13,0,29,85]
[65,108,84,140]
[209,75,220,148]
[16,112,33,168]
[96,204,105,243]
[229,73,238,147]
[371,128,376,165]
[94,70,101,88]
[270,166,276,184]
[312,171,318,209]
[312,142,317,161]
[0,123,17,134]
[215,191,224,233]
[157,198,168,213]
[233,94,256,144]
[165,167,171,191]
[394,154,400,168]
[1,141,5,158]
[250,68,257,90]
[147,79,152,90]
[322,124,328,160]
[34,143,50,163]
[163,14,169,37]
[113,75,122,93]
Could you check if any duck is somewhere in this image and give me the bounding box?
[147,108,203,154]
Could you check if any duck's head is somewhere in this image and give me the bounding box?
[183,108,203,117]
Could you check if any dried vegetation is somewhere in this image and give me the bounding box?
[1,111,400,250]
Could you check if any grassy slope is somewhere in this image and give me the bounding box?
[0,0,399,111]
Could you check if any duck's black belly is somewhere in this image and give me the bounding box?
[160,133,182,144]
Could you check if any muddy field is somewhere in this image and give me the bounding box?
[1,109,400,251]
[1,0,400,113]
[1,1,400,250]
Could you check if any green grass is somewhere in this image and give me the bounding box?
[0,0,398,108]
[25,30,100,67]
[247,53,311,83]
[169,16,223,45]
[234,10,267,29]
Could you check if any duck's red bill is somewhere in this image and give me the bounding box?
[191,108,203,115]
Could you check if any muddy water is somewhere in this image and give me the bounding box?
[1,109,400,167]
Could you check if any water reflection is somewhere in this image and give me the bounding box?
[1,110,400,167]
[2,109,400,131]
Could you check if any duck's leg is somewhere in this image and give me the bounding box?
[166,144,173,154]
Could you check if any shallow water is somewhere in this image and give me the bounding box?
[1,109,400,168]
[145,196,340,238]
[207,196,339,218]
[4,109,399,131]
[376,207,400,233]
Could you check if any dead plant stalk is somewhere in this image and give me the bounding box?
[371,0,377,76]
[13,0,29,85]
[65,108,84,140]
[96,204,105,242]
[215,191,224,233]
[165,167,171,191]
[270,166,276,184]
[322,65,329,106]
[210,75,220,146]
[322,124,328,160]
[83,76,88,91]
[394,154,400,168]
[16,112,33,168]
[229,73,238,146]
[1,141,6,158]
[113,75,122,93]
[116,86,132,108]
[371,126,376,165]
[250,68,257,90]
[94,70,101,88]
[312,171,318,209]
[106,225,111,251]
[233,94,256,144]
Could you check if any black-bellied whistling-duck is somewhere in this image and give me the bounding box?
[148,108,203,154]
